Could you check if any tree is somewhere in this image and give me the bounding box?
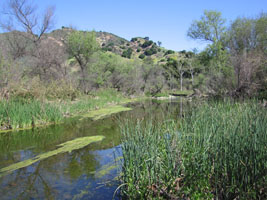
[31,38,67,81]
[164,57,187,91]
[187,10,226,43]
[0,0,60,83]
[66,31,99,93]
[157,41,162,47]
[188,10,234,95]
[228,14,267,96]
[0,0,55,43]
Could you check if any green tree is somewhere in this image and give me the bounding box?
[188,10,234,95]
[187,10,226,43]
[66,31,99,93]
[164,56,188,91]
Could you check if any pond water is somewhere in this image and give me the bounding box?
[0,99,185,200]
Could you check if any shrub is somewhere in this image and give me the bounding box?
[141,40,153,48]
[164,50,175,56]
[139,54,145,59]
[122,48,133,59]
[144,47,157,56]
[131,37,138,42]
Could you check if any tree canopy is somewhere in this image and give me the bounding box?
[187,10,226,43]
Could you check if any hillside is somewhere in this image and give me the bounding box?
[0,27,185,66]
[47,28,182,64]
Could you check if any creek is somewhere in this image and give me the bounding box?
[0,99,185,200]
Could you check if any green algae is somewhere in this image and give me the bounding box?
[79,105,132,121]
[93,156,123,179]
[0,135,105,178]
[95,164,118,179]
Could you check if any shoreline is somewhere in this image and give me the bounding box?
[0,97,144,134]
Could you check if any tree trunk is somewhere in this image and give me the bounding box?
[191,71,194,85]
[180,72,184,91]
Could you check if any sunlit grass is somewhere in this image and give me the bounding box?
[0,98,63,130]
[60,89,129,116]
[120,100,267,199]
[0,89,132,131]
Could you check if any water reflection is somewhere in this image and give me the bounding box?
[0,99,186,199]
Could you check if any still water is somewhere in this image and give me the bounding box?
[0,99,185,199]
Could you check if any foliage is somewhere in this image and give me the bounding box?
[227,13,267,97]
[187,10,226,43]
[60,89,129,116]
[120,101,267,199]
[130,37,138,42]
[122,48,133,58]
[66,31,99,92]
[138,54,145,59]
[144,46,157,56]
[67,31,99,66]
[164,50,175,55]
[0,98,63,130]
[141,40,153,48]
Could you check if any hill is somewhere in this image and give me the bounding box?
[47,27,183,64]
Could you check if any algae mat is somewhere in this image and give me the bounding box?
[80,105,132,121]
[0,135,105,178]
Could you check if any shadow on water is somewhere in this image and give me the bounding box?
[0,98,187,199]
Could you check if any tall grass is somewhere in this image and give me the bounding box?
[120,101,267,199]
[0,89,129,131]
[60,89,128,115]
[0,98,63,130]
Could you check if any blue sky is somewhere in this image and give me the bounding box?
[1,0,266,51]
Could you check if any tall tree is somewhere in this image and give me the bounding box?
[1,0,55,42]
[66,31,99,93]
[187,10,233,95]
[228,13,267,96]
[187,10,226,43]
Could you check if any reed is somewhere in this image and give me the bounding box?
[120,100,267,199]
[0,98,63,130]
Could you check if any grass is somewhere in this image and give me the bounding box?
[0,89,135,131]
[59,89,130,116]
[0,98,63,130]
[119,100,267,199]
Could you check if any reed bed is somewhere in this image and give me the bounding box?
[120,100,267,199]
[0,89,128,131]
[0,98,63,130]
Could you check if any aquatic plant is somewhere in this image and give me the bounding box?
[0,98,63,130]
[79,105,132,120]
[120,101,267,199]
[60,89,129,116]
[0,135,105,178]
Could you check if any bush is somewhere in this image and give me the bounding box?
[164,50,175,56]
[139,54,145,59]
[122,48,133,59]
[141,40,153,48]
[144,47,157,56]
[131,37,138,42]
